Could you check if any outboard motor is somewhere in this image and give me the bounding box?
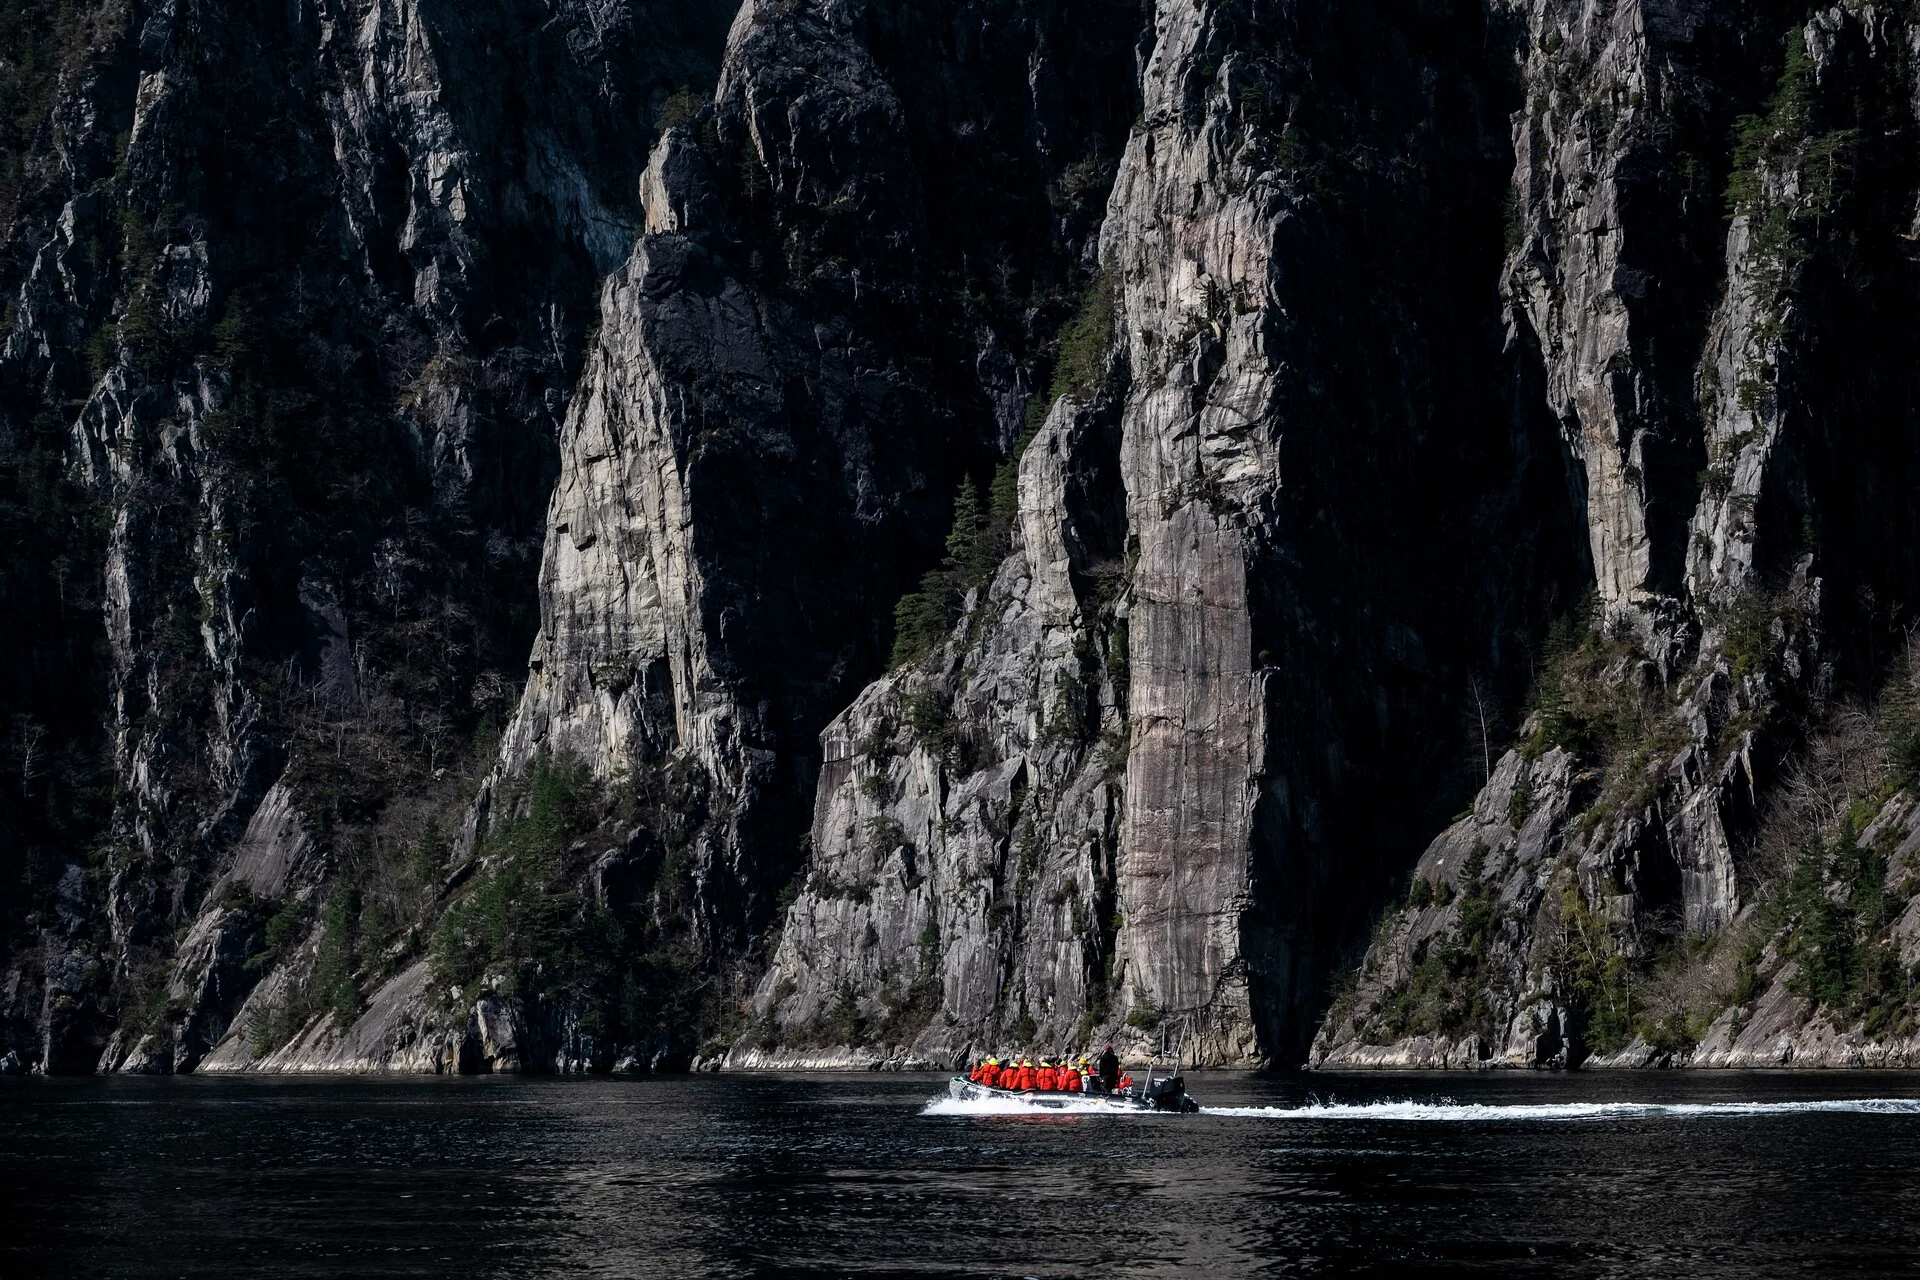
[1145,1075,1188,1111]
[1139,1017,1201,1111]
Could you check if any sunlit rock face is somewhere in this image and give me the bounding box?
[1317,2,1920,1071]
[750,0,1583,1066]
[0,0,735,1071]
[9,0,1920,1074]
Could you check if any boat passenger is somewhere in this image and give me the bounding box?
[1063,1063,1081,1092]
[1097,1044,1120,1093]
[1037,1060,1057,1091]
[1017,1058,1036,1091]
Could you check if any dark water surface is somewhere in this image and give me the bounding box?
[5,1070,1920,1277]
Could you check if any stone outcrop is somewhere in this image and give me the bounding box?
[0,0,735,1071]
[739,393,1130,1065]
[752,0,1584,1066]
[7,0,1920,1075]
[1315,3,1920,1070]
[488,0,1146,1052]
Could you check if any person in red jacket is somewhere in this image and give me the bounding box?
[1063,1063,1081,1092]
[982,1058,1001,1087]
[1037,1060,1057,1091]
[1016,1059,1036,1091]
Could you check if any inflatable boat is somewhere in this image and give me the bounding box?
[947,1021,1201,1113]
[945,1071,1200,1112]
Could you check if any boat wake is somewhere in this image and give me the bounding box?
[923,1095,1920,1120]
[1201,1098,1920,1121]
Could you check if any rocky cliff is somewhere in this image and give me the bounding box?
[0,0,735,1072]
[1314,1,1920,1070]
[746,0,1583,1067]
[6,0,1920,1075]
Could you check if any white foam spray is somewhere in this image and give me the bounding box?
[923,1095,1151,1117]
[922,1095,1920,1120]
[1200,1098,1920,1121]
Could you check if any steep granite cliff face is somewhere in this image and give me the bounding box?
[1315,2,1920,1070]
[749,0,1585,1066]
[0,0,734,1072]
[494,0,1142,955]
[8,0,1920,1075]
[735,392,1131,1067]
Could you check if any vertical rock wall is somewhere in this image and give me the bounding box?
[0,0,735,1071]
[496,0,1144,978]
[752,0,1585,1066]
[1316,2,1920,1070]
[9,0,1920,1074]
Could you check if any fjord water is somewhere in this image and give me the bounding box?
[5,1073,1919,1277]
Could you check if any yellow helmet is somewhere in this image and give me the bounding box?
[987,1056,998,1065]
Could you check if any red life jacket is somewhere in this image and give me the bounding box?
[1037,1066,1057,1091]
[1017,1065,1035,1090]
[1064,1068,1081,1092]
[981,1065,999,1087]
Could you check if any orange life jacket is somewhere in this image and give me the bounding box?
[1037,1066,1056,1091]
[1118,1074,1132,1089]
[982,1065,999,1087]
[1064,1068,1081,1092]
[1017,1065,1035,1090]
